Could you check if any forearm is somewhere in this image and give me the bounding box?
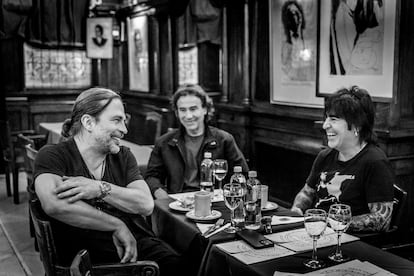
[349,202,393,232]
[291,184,315,213]
[47,199,125,232]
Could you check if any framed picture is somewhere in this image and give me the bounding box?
[24,43,92,89]
[269,0,323,107]
[178,44,198,85]
[318,0,397,98]
[128,16,150,92]
[86,17,113,59]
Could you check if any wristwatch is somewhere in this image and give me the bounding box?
[99,181,111,199]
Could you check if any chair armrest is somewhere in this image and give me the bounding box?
[93,260,159,276]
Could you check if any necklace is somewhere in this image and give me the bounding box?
[90,158,106,180]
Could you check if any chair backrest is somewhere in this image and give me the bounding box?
[0,120,15,161]
[143,111,162,145]
[70,250,93,276]
[390,184,407,229]
[24,144,38,193]
[29,199,68,276]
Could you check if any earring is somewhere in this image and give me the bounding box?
[354,130,359,137]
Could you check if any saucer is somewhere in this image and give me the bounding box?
[185,210,222,223]
[262,201,278,211]
[169,201,193,212]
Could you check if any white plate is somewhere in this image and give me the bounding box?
[262,201,278,211]
[185,210,222,222]
[168,201,193,212]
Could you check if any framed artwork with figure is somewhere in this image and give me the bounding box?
[128,15,149,92]
[269,0,323,107]
[317,0,397,99]
[86,17,113,59]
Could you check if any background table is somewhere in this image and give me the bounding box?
[38,122,153,173]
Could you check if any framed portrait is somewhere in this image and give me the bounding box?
[269,0,323,107]
[128,16,150,92]
[318,0,397,98]
[86,17,113,59]
[178,44,198,85]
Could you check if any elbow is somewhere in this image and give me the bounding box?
[142,200,154,216]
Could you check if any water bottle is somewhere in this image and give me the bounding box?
[200,152,214,196]
[245,171,262,230]
[230,166,246,228]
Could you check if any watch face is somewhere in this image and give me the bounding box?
[100,181,111,198]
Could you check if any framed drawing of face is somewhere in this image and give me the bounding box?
[317,0,397,99]
[86,17,113,59]
[269,0,322,107]
[128,15,150,92]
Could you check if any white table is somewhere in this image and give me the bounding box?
[38,122,153,173]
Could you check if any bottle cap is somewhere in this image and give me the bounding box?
[204,152,212,158]
[248,171,257,178]
[233,166,242,173]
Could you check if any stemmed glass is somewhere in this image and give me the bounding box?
[328,204,352,262]
[213,159,228,190]
[223,183,244,233]
[304,209,327,269]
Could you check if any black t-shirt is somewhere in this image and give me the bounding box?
[33,138,150,264]
[307,144,394,216]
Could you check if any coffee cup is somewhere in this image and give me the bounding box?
[261,185,269,209]
[194,191,212,217]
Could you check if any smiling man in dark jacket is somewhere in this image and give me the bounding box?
[145,84,248,199]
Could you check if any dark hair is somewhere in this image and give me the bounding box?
[62,87,121,138]
[282,0,305,44]
[95,24,103,33]
[170,84,215,123]
[324,85,376,144]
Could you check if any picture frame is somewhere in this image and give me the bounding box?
[317,0,397,98]
[178,44,198,85]
[128,15,150,92]
[269,0,323,107]
[86,17,113,59]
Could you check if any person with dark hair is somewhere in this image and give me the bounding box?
[145,84,248,199]
[291,86,394,232]
[92,24,107,47]
[33,87,185,275]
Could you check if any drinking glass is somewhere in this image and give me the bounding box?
[213,159,228,190]
[223,183,244,233]
[304,209,327,269]
[328,204,352,262]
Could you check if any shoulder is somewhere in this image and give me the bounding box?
[37,140,72,159]
[362,144,388,160]
[208,126,234,140]
[315,147,335,160]
[153,129,180,146]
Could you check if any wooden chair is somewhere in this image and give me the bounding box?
[142,111,162,146]
[356,184,408,247]
[0,120,39,204]
[30,199,160,276]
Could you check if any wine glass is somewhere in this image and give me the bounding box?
[304,209,327,269]
[328,204,352,262]
[213,159,228,190]
[223,183,244,233]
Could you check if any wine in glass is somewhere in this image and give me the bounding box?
[213,159,228,190]
[223,183,244,233]
[328,204,352,262]
[304,209,327,269]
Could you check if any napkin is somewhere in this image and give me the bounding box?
[196,223,231,238]
[272,215,303,225]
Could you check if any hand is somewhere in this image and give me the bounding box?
[291,206,304,216]
[154,188,169,199]
[112,224,138,263]
[55,176,101,203]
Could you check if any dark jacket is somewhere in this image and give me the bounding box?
[145,126,248,195]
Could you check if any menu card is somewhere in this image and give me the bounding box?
[267,227,359,252]
[216,240,296,265]
[274,259,397,275]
